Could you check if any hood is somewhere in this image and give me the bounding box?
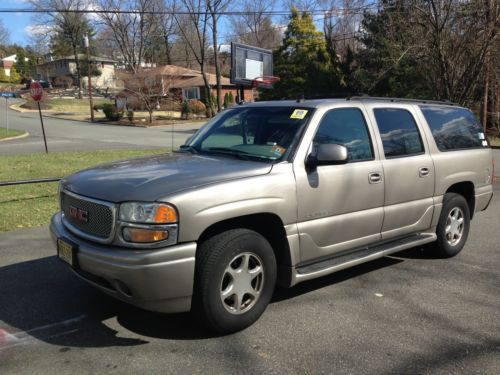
[62,152,272,203]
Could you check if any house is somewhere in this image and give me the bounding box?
[1,55,16,77]
[35,54,119,89]
[141,65,254,103]
[1,54,29,77]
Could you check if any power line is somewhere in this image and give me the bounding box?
[0,6,382,16]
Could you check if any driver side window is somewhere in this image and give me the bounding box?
[313,108,373,162]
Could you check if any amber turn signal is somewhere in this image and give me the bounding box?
[155,204,178,223]
[123,227,169,243]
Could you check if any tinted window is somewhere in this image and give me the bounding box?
[420,106,486,151]
[313,108,373,161]
[374,108,424,157]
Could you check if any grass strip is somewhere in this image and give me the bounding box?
[0,149,168,232]
[0,127,24,140]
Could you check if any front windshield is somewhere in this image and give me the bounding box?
[181,106,313,162]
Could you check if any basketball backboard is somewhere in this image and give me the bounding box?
[230,42,274,87]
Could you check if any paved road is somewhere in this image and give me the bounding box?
[0,100,204,155]
[0,183,498,374]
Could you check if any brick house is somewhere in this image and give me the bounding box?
[143,65,254,103]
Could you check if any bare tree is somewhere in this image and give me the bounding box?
[207,0,230,111]
[96,0,159,73]
[413,0,498,104]
[229,1,282,50]
[0,20,10,47]
[323,0,366,60]
[123,70,169,123]
[176,0,216,116]
[28,0,93,98]
[156,0,179,65]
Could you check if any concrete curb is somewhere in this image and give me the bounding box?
[0,131,29,142]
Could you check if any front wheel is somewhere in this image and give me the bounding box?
[192,229,277,334]
[435,193,471,258]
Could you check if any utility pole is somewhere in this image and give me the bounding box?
[84,34,94,122]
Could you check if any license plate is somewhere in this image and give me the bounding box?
[57,238,76,267]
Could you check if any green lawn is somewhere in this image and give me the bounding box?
[0,127,24,140]
[0,149,168,232]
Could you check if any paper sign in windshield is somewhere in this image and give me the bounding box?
[290,109,308,119]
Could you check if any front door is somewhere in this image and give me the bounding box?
[294,106,385,263]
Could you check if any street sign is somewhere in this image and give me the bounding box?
[0,92,16,98]
[29,82,44,102]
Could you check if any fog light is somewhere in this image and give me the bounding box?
[123,227,169,243]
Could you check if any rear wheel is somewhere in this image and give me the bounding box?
[193,229,277,334]
[435,193,470,258]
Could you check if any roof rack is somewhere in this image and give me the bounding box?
[349,96,458,106]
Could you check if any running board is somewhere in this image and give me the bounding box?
[292,233,437,285]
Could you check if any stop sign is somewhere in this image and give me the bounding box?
[29,81,44,101]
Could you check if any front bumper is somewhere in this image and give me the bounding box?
[50,212,196,313]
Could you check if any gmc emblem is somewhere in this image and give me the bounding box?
[69,206,89,223]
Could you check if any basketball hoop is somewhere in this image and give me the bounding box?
[251,76,280,89]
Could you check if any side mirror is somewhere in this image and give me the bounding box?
[306,144,348,168]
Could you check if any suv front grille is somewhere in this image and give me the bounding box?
[61,191,115,241]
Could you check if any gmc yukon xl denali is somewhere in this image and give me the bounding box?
[50,98,494,333]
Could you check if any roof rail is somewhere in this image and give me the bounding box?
[349,96,458,106]
[292,92,369,101]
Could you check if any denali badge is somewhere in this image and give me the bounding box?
[69,206,89,223]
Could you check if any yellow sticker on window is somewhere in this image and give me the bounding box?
[290,109,308,119]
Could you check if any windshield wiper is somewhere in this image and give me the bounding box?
[204,147,253,160]
[178,145,199,154]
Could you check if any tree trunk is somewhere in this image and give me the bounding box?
[482,57,489,133]
[71,40,83,99]
[164,35,172,65]
[200,61,216,117]
[211,15,222,112]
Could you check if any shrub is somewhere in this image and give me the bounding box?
[181,100,192,119]
[189,99,206,115]
[93,103,105,112]
[54,75,74,89]
[223,93,230,109]
[127,110,134,123]
[102,103,123,121]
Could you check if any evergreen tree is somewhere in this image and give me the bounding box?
[351,1,432,98]
[9,66,21,83]
[13,48,36,81]
[261,8,344,100]
[0,68,8,83]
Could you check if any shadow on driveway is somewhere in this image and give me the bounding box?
[0,246,424,346]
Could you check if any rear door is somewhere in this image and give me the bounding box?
[365,104,435,240]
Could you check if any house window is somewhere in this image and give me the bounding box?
[182,87,200,100]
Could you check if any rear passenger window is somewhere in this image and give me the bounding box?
[420,106,487,151]
[374,108,424,157]
[313,108,373,162]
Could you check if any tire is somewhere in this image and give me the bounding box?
[435,193,471,258]
[192,229,277,334]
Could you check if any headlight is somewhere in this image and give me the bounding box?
[119,202,178,224]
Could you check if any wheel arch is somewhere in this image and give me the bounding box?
[445,181,475,219]
[197,213,292,282]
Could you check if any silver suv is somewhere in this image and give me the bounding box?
[50,98,494,333]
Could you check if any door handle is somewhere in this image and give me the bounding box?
[369,172,382,184]
[419,167,430,177]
